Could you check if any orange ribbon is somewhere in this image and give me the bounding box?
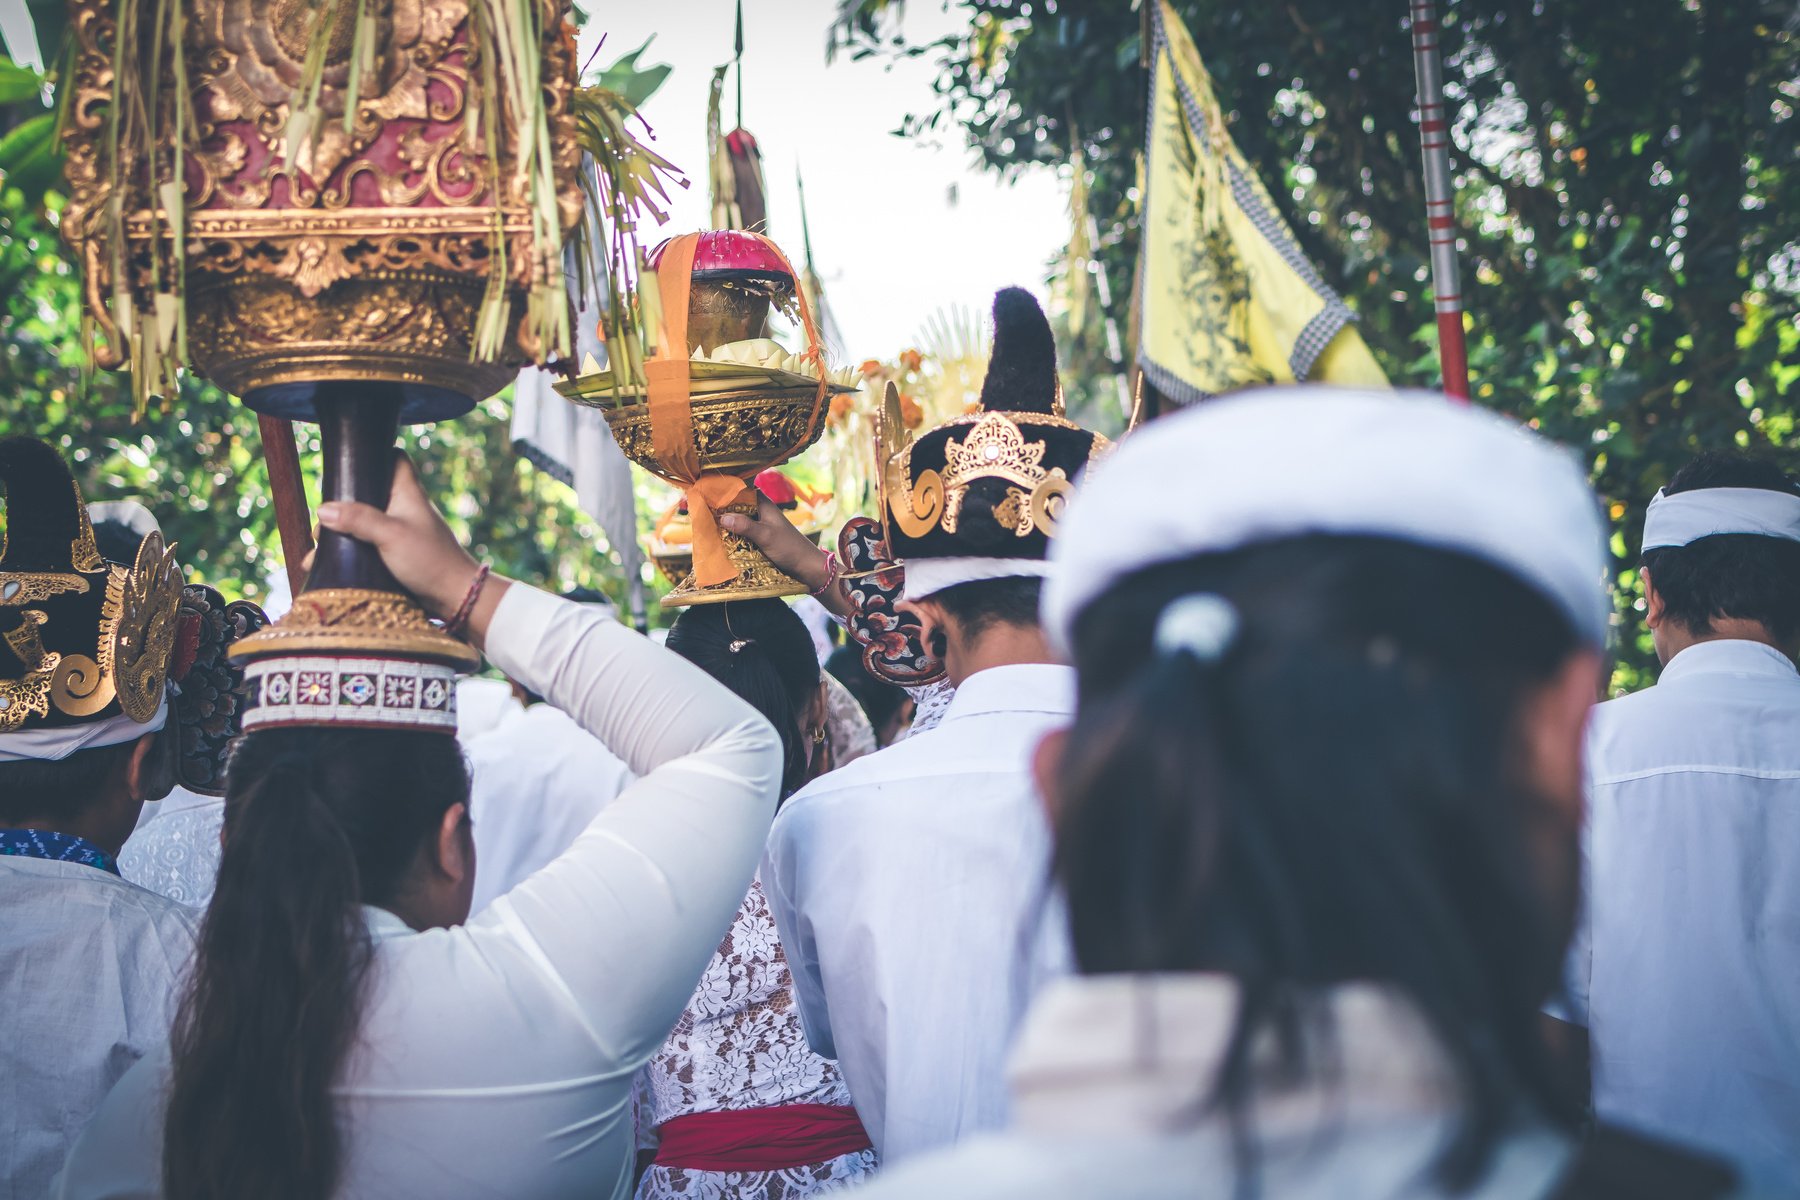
[645,231,831,589]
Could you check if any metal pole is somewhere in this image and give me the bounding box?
[734,0,744,130]
[1408,0,1470,400]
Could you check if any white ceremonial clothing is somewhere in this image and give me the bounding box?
[454,676,522,742]
[0,857,197,1200]
[59,585,782,1200]
[855,974,1589,1200]
[764,663,1074,1164]
[1567,639,1800,1187]
[465,702,636,913]
[119,787,224,908]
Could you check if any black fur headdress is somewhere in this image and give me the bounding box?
[881,288,1108,574]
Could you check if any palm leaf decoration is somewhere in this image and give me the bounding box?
[570,41,687,402]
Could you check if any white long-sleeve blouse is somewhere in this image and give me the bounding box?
[58,585,783,1200]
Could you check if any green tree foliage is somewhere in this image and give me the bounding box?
[832,0,1800,686]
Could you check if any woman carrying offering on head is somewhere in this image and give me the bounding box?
[632,598,877,1199]
[60,456,783,1200]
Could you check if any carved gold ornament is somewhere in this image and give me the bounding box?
[0,573,90,607]
[44,567,124,719]
[887,458,944,539]
[71,488,104,571]
[229,588,479,670]
[1028,469,1076,537]
[886,413,1090,542]
[3,610,49,671]
[50,654,114,718]
[598,387,831,480]
[0,657,58,733]
[943,414,1049,495]
[113,532,184,723]
[877,381,938,539]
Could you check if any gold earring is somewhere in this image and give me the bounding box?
[812,726,826,745]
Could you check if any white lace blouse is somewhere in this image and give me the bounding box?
[634,878,877,1199]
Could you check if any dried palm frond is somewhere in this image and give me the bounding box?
[570,79,687,401]
[706,64,737,230]
[100,0,189,410]
[468,0,570,362]
[915,303,990,419]
[1063,143,1093,336]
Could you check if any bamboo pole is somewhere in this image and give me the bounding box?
[256,415,314,596]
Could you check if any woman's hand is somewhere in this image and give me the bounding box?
[718,495,850,618]
[316,453,509,644]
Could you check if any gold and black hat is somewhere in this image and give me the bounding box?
[880,288,1109,599]
[0,436,183,759]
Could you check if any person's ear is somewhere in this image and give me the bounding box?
[810,679,830,735]
[1641,566,1664,630]
[1521,649,1604,830]
[891,696,917,741]
[906,598,949,657]
[1031,728,1069,819]
[123,732,163,804]
[434,802,473,886]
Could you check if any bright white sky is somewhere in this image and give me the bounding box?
[573,0,1069,362]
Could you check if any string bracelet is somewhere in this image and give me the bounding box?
[444,564,491,637]
[811,549,840,599]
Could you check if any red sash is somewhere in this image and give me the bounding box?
[653,1102,872,1172]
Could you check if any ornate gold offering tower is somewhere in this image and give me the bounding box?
[60,0,582,729]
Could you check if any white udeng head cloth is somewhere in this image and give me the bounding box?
[902,557,1055,603]
[1042,387,1610,655]
[1640,486,1800,551]
[0,694,168,763]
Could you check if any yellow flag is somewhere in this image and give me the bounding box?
[1138,0,1387,403]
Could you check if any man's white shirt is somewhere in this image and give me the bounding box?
[764,662,1075,1164]
[0,858,197,1199]
[1569,638,1800,1187]
[465,702,636,913]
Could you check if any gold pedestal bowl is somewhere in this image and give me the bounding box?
[565,383,831,606]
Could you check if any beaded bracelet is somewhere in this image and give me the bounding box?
[444,564,491,637]
[810,549,840,599]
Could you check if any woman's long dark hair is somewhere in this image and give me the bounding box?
[1054,535,1586,1192]
[666,599,820,797]
[164,728,471,1200]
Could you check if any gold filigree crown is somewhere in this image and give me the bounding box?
[882,387,1107,545]
[935,414,1062,537]
[0,531,183,734]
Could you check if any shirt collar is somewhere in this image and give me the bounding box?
[940,663,1077,723]
[362,904,416,942]
[0,828,121,876]
[1659,638,1798,685]
[1006,973,1463,1139]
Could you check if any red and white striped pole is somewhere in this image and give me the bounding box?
[1408,0,1470,400]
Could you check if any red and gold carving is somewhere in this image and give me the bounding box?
[59,0,582,400]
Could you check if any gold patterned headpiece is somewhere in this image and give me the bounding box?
[0,438,183,752]
[877,289,1111,581]
[884,401,1105,545]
